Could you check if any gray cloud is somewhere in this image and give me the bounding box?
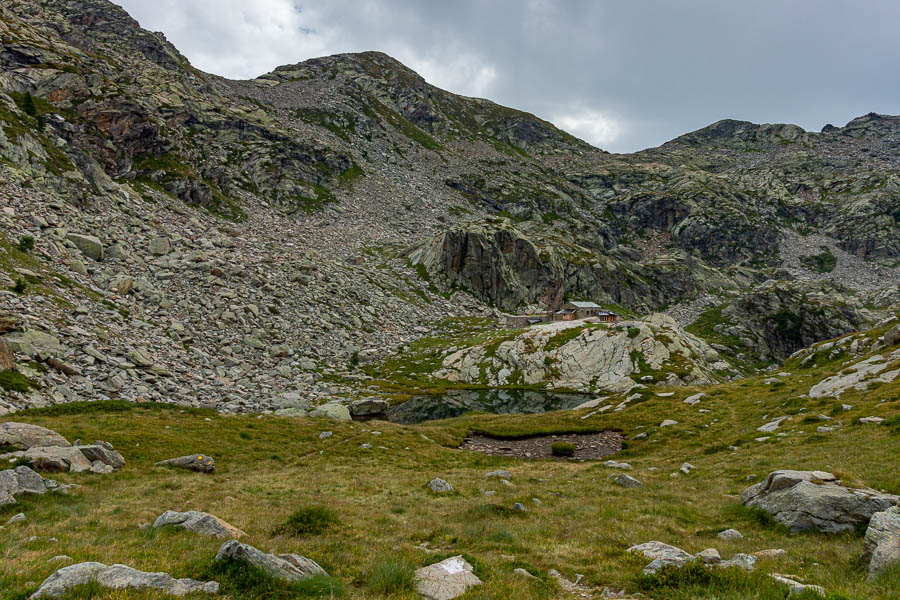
[116,0,900,152]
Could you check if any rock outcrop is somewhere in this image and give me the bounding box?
[741,470,899,533]
[29,563,219,599]
[0,422,70,449]
[152,510,246,539]
[436,314,732,392]
[863,506,900,580]
[215,541,327,582]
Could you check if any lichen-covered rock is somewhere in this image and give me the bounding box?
[215,541,326,582]
[153,510,245,539]
[0,422,70,449]
[863,506,900,580]
[155,454,215,473]
[29,562,219,599]
[415,555,482,600]
[741,470,899,533]
[435,314,730,392]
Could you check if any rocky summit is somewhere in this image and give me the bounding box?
[0,1,899,599]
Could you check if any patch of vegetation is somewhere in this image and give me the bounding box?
[195,558,344,599]
[725,504,791,534]
[627,327,641,339]
[771,309,805,344]
[551,442,576,457]
[366,557,416,595]
[17,236,34,253]
[0,370,39,393]
[13,399,214,418]
[11,278,26,295]
[801,246,837,273]
[274,505,340,536]
[635,561,808,599]
[544,327,584,351]
[295,108,357,141]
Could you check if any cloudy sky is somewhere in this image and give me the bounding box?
[116,0,900,153]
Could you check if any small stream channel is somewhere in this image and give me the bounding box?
[384,389,594,425]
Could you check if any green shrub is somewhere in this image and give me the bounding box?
[0,370,39,393]
[21,92,37,117]
[275,505,340,536]
[627,327,641,339]
[366,557,416,595]
[196,558,344,599]
[17,236,34,252]
[551,442,576,457]
[12,278,26,295]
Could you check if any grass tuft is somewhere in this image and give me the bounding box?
[195,558,344,599]
[366,557,416,595]
[274,505,340,536]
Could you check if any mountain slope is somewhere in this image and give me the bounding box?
[0,0,899,416]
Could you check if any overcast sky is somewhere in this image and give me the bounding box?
[116,0,900,153]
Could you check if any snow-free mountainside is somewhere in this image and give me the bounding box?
[1,1,899,599]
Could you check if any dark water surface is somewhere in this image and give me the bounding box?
[385,389,594,425]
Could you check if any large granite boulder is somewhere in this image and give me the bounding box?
[741,470,899,533]
[0,422,70,449]
[415,555,482,600]
[863,506,900,580]
[215,541,327,582]
[153,510,246,539]
[29,562,218,599]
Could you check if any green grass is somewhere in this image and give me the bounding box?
[0,369,39,393]
[550,442,576,457]
[1,328,900,598]
[196,558,345,599]
[365,557,416,596]
[274,506,340,536]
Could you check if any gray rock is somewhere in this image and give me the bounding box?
[65,233,103,261]
[863,506,900,579]
[696,548,721,564]
[6,512,26,525]
[627,541,693,563]
[153,510,246,539]
[318,431,333,439]
[741,470,899,533]
[659,420,678,427]
[29,562,219,599]
[149,237,172,256]
[684,393,705,405]
[308,402,351,421]
[215,540,327,582]
[16,446,93,473]
[717,528,744,540]
[484,470,511,480]
[680,462,696,475]
[769,574,825,596]
[349,398,388,416]
[415,555,482,600]
[15,466,48,495]
[718,553,756,571]
[614,473,643,488]
[428,478,454,493]
[0,423,70,449]
[605,460,632,470]
[512,502,526,512]
[155,454,215,473]
[2,331,62,360]
[77,445,125,469]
